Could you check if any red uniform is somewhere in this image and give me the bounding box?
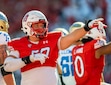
[8,32,62,85]
[72,39,106,85]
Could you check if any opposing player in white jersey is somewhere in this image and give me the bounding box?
[0,11,16,85]
[54,28,76,85]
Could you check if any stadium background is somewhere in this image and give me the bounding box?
[0,0,111,84]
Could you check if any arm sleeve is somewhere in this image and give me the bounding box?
[4,57,26,72]
[3,50,26,72]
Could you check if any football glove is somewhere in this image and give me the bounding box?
[88,18,104,28]
[30,53,48,64]
[84,18,107,31]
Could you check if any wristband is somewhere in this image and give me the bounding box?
[84,20,92,31]
[1,67,12,76]
[22,56,32,64]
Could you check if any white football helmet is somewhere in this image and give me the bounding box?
[53,28,69,35]
[21,10,48,38]
[69,21,106,40]
[0,31,11,45]
[0,11,9,32]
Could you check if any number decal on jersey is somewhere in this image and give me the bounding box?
[74,55,84,77]
[61,56,74,77]
[41,47,50,56]
[31,47,50,58]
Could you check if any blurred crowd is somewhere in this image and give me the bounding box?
[0,0,111,84]
[0,0,109,35]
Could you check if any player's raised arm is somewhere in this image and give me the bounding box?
[95,42,111,59]
[59,18,106,50]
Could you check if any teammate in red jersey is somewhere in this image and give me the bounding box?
[2,10,105,85]
[71,22,107,85]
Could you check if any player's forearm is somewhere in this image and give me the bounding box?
[68,28,87,43]
[3,74,16,85]
[1,64,16,85]
[60,20,94,50]
[60,28,87,50]
[101,43,111,54]
[95,43,111,59]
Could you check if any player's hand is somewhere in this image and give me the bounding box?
[88,18,107,28]
[98,21,107,29]
[30,53,48,64]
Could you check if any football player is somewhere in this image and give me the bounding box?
[71,21,107,85]
[0,11,16,85]
[53,28,76,85]
[2,10,105,85]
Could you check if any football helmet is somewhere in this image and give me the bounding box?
[53,28,69,35]
[0,11,9,32]
[69,21,106,40]
[21,10,48,38]
[0,31,11,45]
[69,22,85,33]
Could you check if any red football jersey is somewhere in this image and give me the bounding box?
[72,39,105,85]
[8,32,62,72]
